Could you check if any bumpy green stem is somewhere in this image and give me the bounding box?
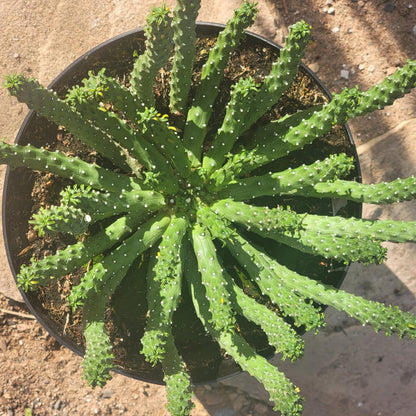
[68,213,170,309]
[248,20,311,118]
[17,212,144,291]
[219,153,416,204]
[143,241,194,416]
[299,175,416,204]
[82,291,114,387]
[210,87,360,185]
[197,206,322,331]
[67,76,182,192]
[66,84,152,172]
[169,0,201,116]
[191,223,236,332]
[162,330,194,416]
[212,61,416,183]
[4,75,129,170]
[213,199,416,264]
[202,76,260,175]
[295,214,416,244]
[130,5,173,107]
[211,199,302,235]
[0,141,140,192]
[58,184,165,222]
[142,216,189,364]
[221,269,305,361]
[222,230,325,331]
[350,59,416,117]
[81,69,145,121]
[138,109,191,179]
[182,1,258,162]
[185,252,303,416]
[212,199,390,264]
[226,232,416,339]
[30,205,91,236]
[202,20,312,176]
[28,185,165,236]
[276,265,416,339]
[217,153,355,198]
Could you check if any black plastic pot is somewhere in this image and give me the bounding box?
[3,23,362,385]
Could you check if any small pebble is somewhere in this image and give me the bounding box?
[340,69,350,79]
[309,62,320,73]
[53,399,63,410]
[331,27,340,33]
[101,388,114,399]
[412,25,416,37]
[327,6,335,14]
[368,64,376,73]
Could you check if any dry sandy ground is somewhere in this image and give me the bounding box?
[0,0,416,415]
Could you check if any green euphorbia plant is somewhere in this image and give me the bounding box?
[2,1,416,415]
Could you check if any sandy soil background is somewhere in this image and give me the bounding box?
[0,0,415,415]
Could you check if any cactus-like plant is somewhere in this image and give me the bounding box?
[2,1,416,415]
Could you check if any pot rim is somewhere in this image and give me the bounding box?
[2,22,362,387]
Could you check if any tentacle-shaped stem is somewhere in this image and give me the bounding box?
[212,199,389,264]
[169,0,201,116]
[57,184,165,223]
[202,76,260,175]
[221,269,305,361]
[222,230,326,331]
[219,153,416,205]
[27,183,164,238]
[210,87,360,185]
[66,84,154,172]
[350,59,416,117]
[191,223,236,332]
[185,252,304,416]
[138,109,192,179]
[67,213,170,309]
[4,75,129,170]
[130,5,174,107]
[275,264,416,339]
[0,141,140,192]
[142,239,194,416]
[216,153,355,198]
[141,216,189,364]
[82,291,114,387]
[226,232,416,339]
[213,199,416,263]
[296,175,416,204]
[17,212,144,291]
[182,1,258,162]
[162,330,194,416]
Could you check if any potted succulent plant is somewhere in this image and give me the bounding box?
[2,0,416,415]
